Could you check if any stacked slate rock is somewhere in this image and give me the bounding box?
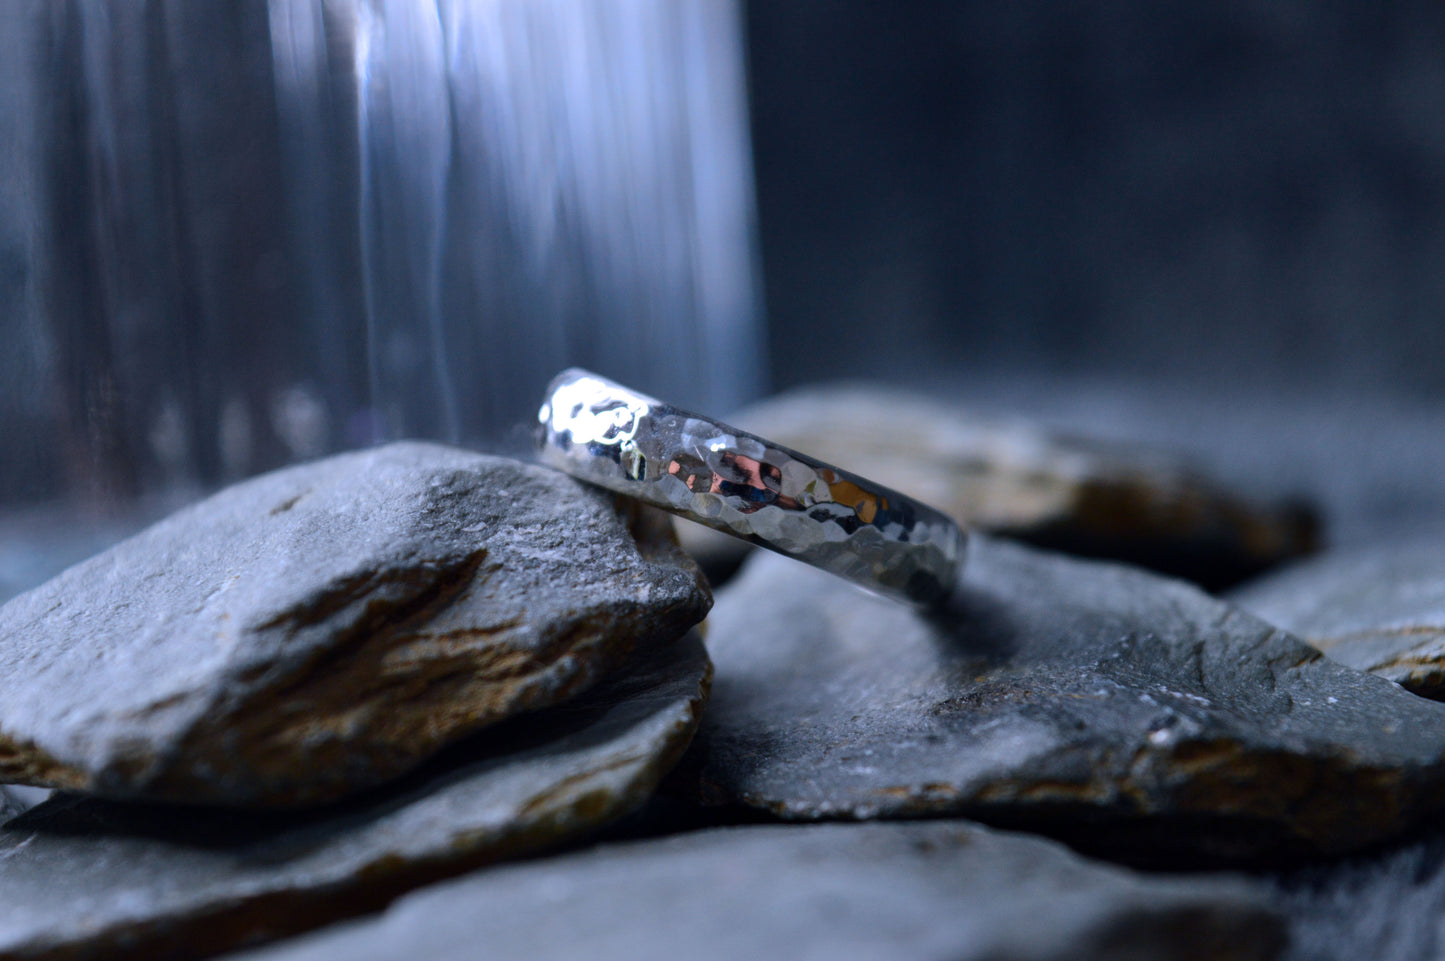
[4,395,1445,961]
[0,443,714,959]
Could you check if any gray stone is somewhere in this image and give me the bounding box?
[685,537,1445,863]
[678,385,1317,589]
[0,785,30,821]
[1230,542,1445,699]
[0,631,710,961]
[222,821,1284,961]
[1265,829,1445,961]
[0,784,49,820]
[0,441,711,807]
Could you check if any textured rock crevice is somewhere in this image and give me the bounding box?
[1231,542,1445,700]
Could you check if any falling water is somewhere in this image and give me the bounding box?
[0,0,766,601]
[266,0,765,448]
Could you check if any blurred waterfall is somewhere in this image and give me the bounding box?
[268,0,766,447]
[0,0,766,600]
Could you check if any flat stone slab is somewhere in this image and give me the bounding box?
[223,821,1284,961]
[1231,542,1445,699]
[679,385,1317,589]
[0,441,710,806]
[0,631,710,961]
[685,537,1445,863]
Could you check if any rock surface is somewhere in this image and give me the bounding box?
[1267,826,1445,961]
[0,785,32,822]
[0,631,710,961]
[223,821,1285,961]
[679,385,1317,589]
[0,784,49,820]
[0,442,710,807]
[684,537,1445,863]
[1230,542,1445,699]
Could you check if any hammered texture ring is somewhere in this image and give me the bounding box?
[537,369,965,605]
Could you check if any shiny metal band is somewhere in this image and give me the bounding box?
[536,369,964,605]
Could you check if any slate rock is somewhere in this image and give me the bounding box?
[0,785,31,822]
[0,631,710,961]
[0,784,50,821]
[224,821,1284,961]
[684,537,1445,863]
[1231,542,1445,699]
[678,385,1317,589]
[0,441,711,807]
[1266,827,1445,961]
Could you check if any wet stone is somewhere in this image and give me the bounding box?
[684,537,1445,864]
[1229,542,1445,700]
[223,821,1284,961]
[0,441,711,807]
[0,631,711,961]
[678,385,1317,589]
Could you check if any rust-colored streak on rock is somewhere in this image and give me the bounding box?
[0,733,86,792]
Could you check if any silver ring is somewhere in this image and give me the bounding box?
[536,369,964,605]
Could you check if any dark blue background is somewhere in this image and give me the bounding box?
[748,1,1445,397]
